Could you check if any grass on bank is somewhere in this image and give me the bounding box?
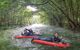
[0,30,20,50]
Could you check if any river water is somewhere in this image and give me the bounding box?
[10,24,71,50]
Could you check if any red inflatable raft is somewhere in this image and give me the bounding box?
[32,40,70,48]
[15,36,37,39]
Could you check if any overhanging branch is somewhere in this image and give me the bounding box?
[25,0,50,6]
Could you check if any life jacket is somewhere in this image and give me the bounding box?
[53,36,61,42]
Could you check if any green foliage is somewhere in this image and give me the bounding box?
[0,30,20,50]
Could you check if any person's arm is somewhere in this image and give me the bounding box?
[30,30,34,34]
[60,36,63,39]
[59,36,65,43]
[27,29,30,31]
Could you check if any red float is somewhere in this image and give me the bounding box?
[15,36,37,39]
[32,40,70,48]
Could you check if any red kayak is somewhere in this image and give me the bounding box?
[32,40,70,48]
[15,36,38,39]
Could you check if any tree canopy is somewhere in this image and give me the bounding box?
[0,0,80,32]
